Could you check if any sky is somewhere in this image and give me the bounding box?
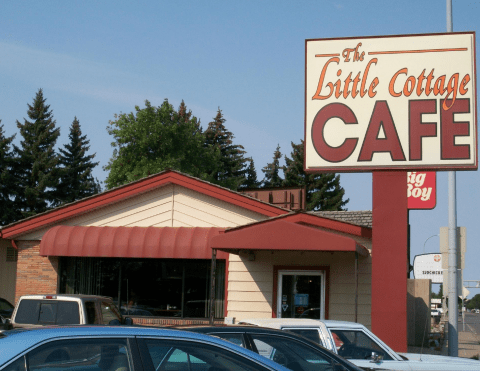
[1,1,479,297]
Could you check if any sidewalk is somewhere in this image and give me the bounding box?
[408,326,480,359]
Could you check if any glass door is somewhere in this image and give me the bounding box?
[277,270,325,319]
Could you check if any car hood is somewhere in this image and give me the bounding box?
[398,352,480,364]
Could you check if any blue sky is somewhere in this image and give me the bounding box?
[1,1,480,297]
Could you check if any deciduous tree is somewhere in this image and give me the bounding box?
[104,100,220,189]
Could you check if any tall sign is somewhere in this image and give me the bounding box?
[305,32,477,172]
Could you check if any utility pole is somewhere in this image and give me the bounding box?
[446,0,458,357]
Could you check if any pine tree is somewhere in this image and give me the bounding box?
[283,140,349,211]
[262,144,283,188]
[0,122,20,225]
[239,158,261,189]
[13,89,60,218]
[54,117,101,206]
[204,108,248,190]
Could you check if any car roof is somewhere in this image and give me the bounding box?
[0,326,289,370]
[18,294,113,300]
[237,318,367,329]
[175,324,313,336]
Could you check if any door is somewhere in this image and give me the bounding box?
[277,270,325,319]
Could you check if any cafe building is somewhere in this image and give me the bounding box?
[0,169,372,327]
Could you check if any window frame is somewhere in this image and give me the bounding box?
[1,336,141,371]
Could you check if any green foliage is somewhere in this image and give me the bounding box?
[54,117,101,206]
[0,122,20,225]
[283,140,349,211]
[431,284,443,299]
[262,144,283,188]
[204,108,248,190]
[466,293,480,310]
[239,158,261,189]
[104,100,221,189]
[13,89,60,218]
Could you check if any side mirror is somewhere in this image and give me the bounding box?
[108,319,122,326]
[123,317,133,326]
[370,352,383,363]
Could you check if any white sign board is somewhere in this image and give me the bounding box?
[413,253,443,283]
[305,32,477,172]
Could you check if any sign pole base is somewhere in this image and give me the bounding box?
[372,171,408,352]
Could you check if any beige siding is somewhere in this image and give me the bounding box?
[0,240,17,304]
[172,187,267,227]
[19,184,269,240]
[227,250,372,328]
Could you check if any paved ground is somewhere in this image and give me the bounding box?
[408,324,480,359]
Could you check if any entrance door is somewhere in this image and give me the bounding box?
[277,270,325,319]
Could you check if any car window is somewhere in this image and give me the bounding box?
[329,330,393,361]
[23,338,130,371]
[55,302,80,324]
[85,301,99,324]
[14,300,40,324]
[14,300,80,325]
[2,356,26,371]
[284,329,321,345]
[38,303,56,324]
[101,302,122,324]
[250,334,342,371]
[142,338,269,371]
[209,333,245,348]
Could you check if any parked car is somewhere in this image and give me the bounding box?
[238,318,480,370]
[176,324,365,371]
[430,309,440,317]
[0,326,291,371]
[0,298,13,319]
[8,294,132,329]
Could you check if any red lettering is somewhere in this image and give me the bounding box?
[311,103,359,162]
[358,101,406,161]
[389,68,407,97]
[441,99,471,159]
[409,100,437,160]
[312,57,340,100]
[360,58,378,97]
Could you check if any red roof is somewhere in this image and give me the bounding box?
[210,219,369,256]
[1,170,289,239]
[40,226,228,259]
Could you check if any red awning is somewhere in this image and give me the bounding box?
[210,220,369,256]
[40,226,227,259]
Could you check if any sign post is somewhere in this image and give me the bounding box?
[305,32,476,352]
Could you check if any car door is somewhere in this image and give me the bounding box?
[327,328,411,370]
[246,333,354,371]
[1,337,138,371]
[136,337,281,371]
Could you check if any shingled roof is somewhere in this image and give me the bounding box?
[310,210,372,228]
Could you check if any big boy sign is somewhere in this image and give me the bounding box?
[305,32,477,172]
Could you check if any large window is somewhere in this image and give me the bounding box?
[59,257,225,318]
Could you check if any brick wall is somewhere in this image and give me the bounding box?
[15,241,59,304]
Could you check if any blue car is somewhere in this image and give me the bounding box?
[0,326,292,371]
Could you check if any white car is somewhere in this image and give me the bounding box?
[238,318,480,370]
[431,309,440,317]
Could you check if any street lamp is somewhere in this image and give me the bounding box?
[423,234,439,255]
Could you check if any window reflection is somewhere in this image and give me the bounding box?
[59,257,225,319]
